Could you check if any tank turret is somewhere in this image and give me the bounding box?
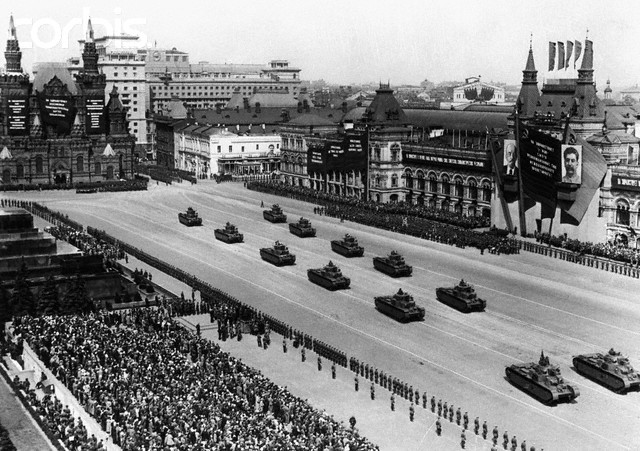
[573,348,640,393]
[178,207,203,226]
[506,351,580,404]
[263,204,287,223]
[375,289,425,322]
[214,222,244,243]
[260,240,296,266]
[289,217,316,238]
[373,251,412,277]
[331,233,364,257]
[307,260,350,290]
[435,279,486,313]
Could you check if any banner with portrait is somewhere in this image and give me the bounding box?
[502,139,517,175]
[560,145,582,185]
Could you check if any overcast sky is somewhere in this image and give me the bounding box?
[3,0,638,90]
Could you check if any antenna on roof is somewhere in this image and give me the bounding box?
[529,32,533,50]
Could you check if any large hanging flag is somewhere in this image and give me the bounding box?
[574,40,582,68]
[565,41,574,70]
[559,128,608,225]
[557,42,565,70]
[548,42,556,71]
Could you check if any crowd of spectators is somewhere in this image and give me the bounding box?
[535,232,640,266]
[0,421,16,451]
[46,224,125,265]
[10,311,379,451]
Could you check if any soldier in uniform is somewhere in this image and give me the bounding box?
[520,440,526,451]
[503,431,509,450]
[331,362,336,379]
[370,382,375,400]
[442,401,448,418]
[354,375,359,391]
[390,393,395,411]
[301,348,306,362]
[423,392,428,409]
[435,417,442,436]
[474,417,480,435]
[461,430,466,449]
[482,420,488,439]
[257,334,262,348]
[437,399,443,416]
[409,403,415,422]
[282,339,287,353]
[511,435,517,451]
[374,369,379,384]
[456,407,461,426]
[317,356,322,371]
[463,411,469,430]
[409,385,414,403]
[448,405,454,423]
[431,396,436,413]
[493,426,499,445]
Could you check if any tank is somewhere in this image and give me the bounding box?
[214,222,244,243]
[260,241,296,266]
[372,251,412,277]
[331,234,364,257]
[263,204,287,223]
[289,217,316,238]
[375,289,425,322]
[506,351,580,405]
[572,349,640,393]
[178,207,202,226]
[307,260,350,290]
[435,279,486,313]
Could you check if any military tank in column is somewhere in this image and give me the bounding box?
[372,251,412,277]
[573,348,640,393]
[178,207,203,226]
[435,279,486,313]
[506,351,580,405]
[331,233,365,257]
[307,261,350,290]
[289,217,316,238]
[375,289,425,322]
[214,222,244,243]
[263,204,287,223]
[260,241,296,266]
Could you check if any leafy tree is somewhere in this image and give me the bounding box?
[37,276,60,316]
[61,274,91,315]
[11,263,36,318]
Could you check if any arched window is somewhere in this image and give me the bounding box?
[468,179,478,199]
[35,156,44,174]
[616,200,630,226]
[390,143,401,162]
[390,194,399,203]
[417,171,425,190]
[454,202,463,214]
[95,162,102,176]
[454,178,464,197]
[441,175,450,195]
[482,181,491,201]
[428,197,436,209]
[441,199,450,211]
[428,174,437,192]
[467,206,476,217]
[404,169,413,189]
[76,155,84,173]
[391,174,398,187]
[16,164,24,179]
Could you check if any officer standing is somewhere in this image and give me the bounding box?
[370,382,375,400]
[409,403,415,422]
[354,375,359,391]
[331,362,336,379]
[301,348,306,362]
[390,393,395,411]
[482,420,488,439]
[463,411,469,430]
[317,356,322,371]
[461,430,466,449]
[423,392,428,409]
[493,426,499,445]
[435,417,442,436]
[474,417,480,435]
[456,407,461,426]
[282,339,287,353]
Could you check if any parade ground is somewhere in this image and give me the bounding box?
[7,179,640,451]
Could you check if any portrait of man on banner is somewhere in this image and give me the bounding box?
[561,145,582,184]
[503,139,517,176]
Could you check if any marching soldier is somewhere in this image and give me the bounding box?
[409,385,414,403]
[461,430,466,449]
[257,334,262,348]
[435,417,442,436]
[474,417,480,435]
[437,399,443,416]
[511,435,517,451]
[443,401,448,418]
[463,411,469,430]
[431,396,436,413]
[301,348,306,362]
[520,440,527,451]
[448,405,454,423]
[503,431,509,450]
[422,392,428,409]
[409,403,415,422]
[456,407,461,426]
[390,393,395,411]
[370,382,375,400]
[283,339,287,353]
[374,369,379,384]
[331,362,336,379]
[317,356,322,371]
[493,426,499,445]
[482,420,488,439]
[354,375,359,391]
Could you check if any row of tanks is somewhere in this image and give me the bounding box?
[214,222,244,244]
[506,349,639,405]
[178,207,203,227]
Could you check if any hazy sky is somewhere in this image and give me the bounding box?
[2,0,639,90]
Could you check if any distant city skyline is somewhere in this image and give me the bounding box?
[2,0,639,91]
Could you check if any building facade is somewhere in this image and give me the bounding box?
[0,17,136,186]
[451,77,506,108]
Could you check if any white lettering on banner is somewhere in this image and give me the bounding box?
[615,177,640,187]
[404,153,485,167]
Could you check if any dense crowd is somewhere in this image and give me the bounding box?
[0,421,16,451]
[536,232,640,266]
[10,311,379,451]
[248,181,490,229]
[46,223,125,264]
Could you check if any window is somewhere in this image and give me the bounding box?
[428,174,437,192]
[217,145,221,153]
[454,179,463,197]
[35,156,43,174]
[16,164,24,178]
[441,175,450,195]
[229,145,233,152]
[468,179,478,199]
[390,143,401,162]
[76,155,84,172]
[391,174,398,187]
[482,182,491,201]
[241,146,245,152]
[95,162,102,175]
[256,144,259,150]
[616,200,630,226]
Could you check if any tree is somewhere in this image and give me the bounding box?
[11,263,36,318]
[37,276,60,316]
[61,274,91,315]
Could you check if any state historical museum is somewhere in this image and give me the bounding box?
[0,17,136,186]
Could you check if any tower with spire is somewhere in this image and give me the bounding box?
[4,14,22,73]
[516,41,540,118]
[75,18,106,136]
[1,14,31,137]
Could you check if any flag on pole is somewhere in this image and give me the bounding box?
[548,42,556,71]
[565,41,574,70]
[574,40,582,68]
[557,42,565,70]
